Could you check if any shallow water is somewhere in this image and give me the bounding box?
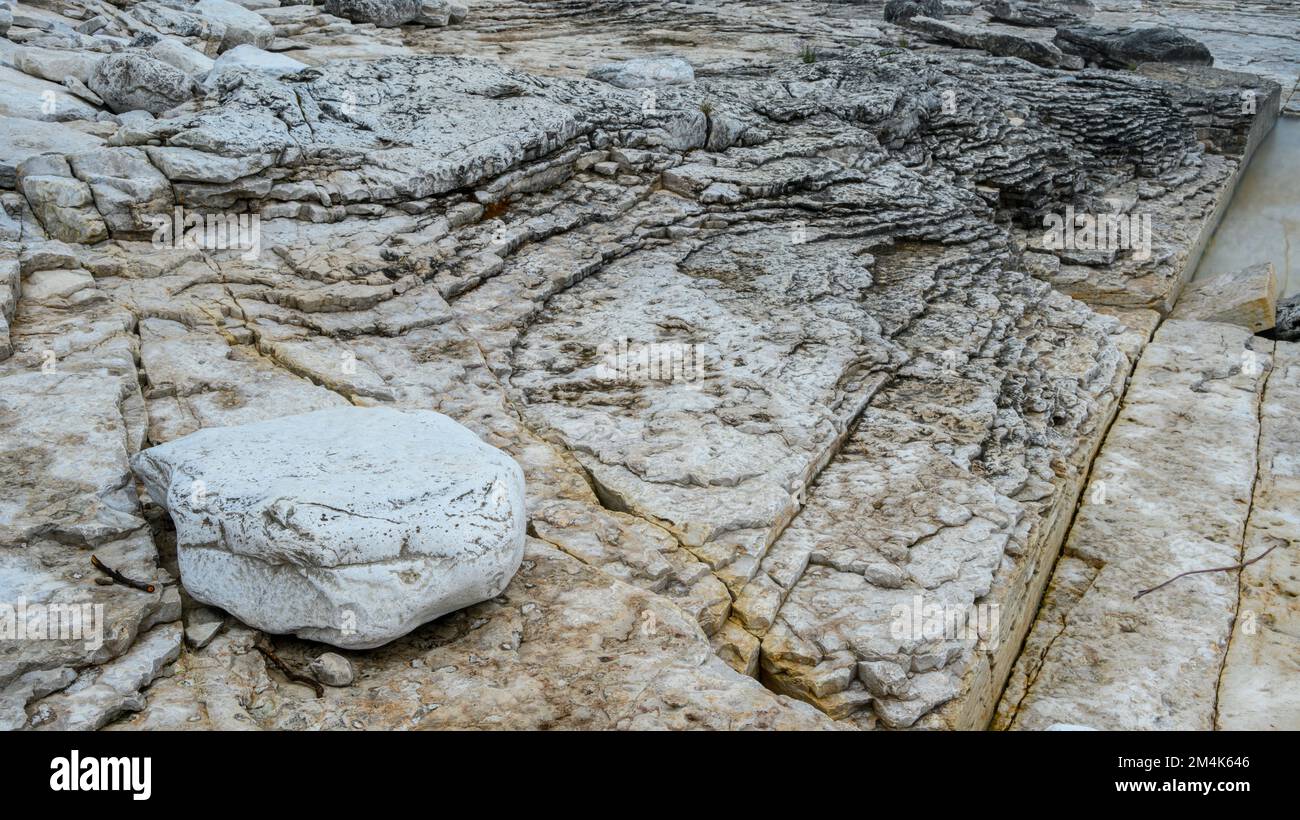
[1193,117,1300,297]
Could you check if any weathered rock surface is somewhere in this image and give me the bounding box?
[1055,25,1214,70]
[131,407,528,649]
[28,622,182,730]
[1216,340,1300,730]
[112,539,834,729]
[321,0,460,29]
[903,15,1069,67]
[0,253,180,730]
[322,0,422,28]
[884,0,944,24]
[987,1,1084,28]
[88,52,197,115]
[192,0,275,51]
[207,43,309,80]
[1170,261,1280,331]
[1276,294,1300,342]
[12,46,101,85]
[16,155,108,244]
[143,35,217,78]
[183,604,224,648]
[0,65,100,122]
[0,115,102,189]
[0,0,1293,732]
[1012,66,1279,314]
[996,320,1271,730]
[587,56,694,89]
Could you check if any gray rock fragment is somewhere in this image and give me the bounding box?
[76,15,110,35]
[145,36,217,78]
[184,605,225,648]
[130,407,528,649]
[88,52,197,115]
[1277,294,1300,342]
[28,623,183,731]
[194,0,274,51]
[1170,262,1280,332]
[904,16,1068,67]
[883,0,944,23]
[12,46,101,85]
[0,115,103,188]
[309,653,355,687]
[588,56,694,88]
[987,0,1084,28]
[207,44,307,81]
[322,0,422,28]
[1055,25,1213,69]
[0,668,75,731]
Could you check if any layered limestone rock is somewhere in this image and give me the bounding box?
[111,538,835,730]
[996,320,1271,730]
[1012,64,1279,314]
[1054,26,1214,69]
[0,0,1294,731]
[0,241,179,731]
[1278,295,1300,342]
[987,1,1087,29]
[1170,261,1280,332]
[901,15,1073,68]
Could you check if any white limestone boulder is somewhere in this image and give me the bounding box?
[144,36,217,79]
[12,46,102,85]
[587,56,694,88]
[130,407,527,649]
[194,0,274,51]
[88,52,197,115]
[206,44,308,83]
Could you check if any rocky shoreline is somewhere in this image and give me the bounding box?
[1,0,1297,731]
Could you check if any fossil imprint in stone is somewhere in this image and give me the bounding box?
[0,0,1297,733]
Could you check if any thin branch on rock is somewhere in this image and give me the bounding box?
[1134,541,1285,600]
[255,637,325,698]
[90,554,157,593]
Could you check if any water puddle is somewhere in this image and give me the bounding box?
[1193,117,1300,297]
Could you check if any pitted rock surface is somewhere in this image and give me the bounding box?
[1,0,1296,731]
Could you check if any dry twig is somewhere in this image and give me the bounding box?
[255,638,324,698]
[90,554,157,593]
[1134,541,1284,600]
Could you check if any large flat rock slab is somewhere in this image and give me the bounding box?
[996,319,1271,730]
[1216,339,1300,730]
[737,249,1136,728]
[2,0,1288,733]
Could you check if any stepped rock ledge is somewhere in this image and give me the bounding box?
[0,0,1297,732]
